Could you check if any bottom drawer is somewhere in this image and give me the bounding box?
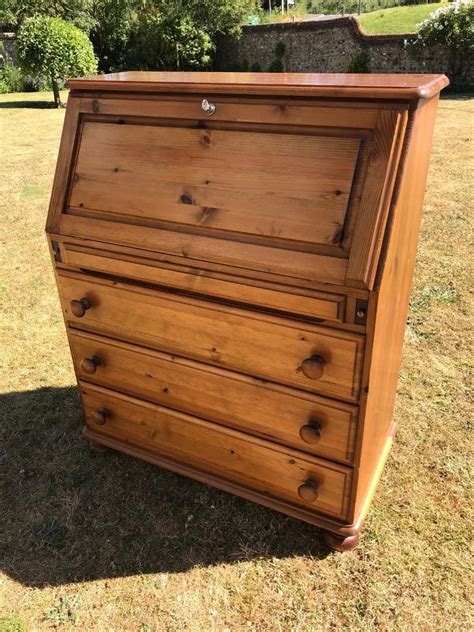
[80,383,352,521]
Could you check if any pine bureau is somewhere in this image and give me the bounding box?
[46,72,448,551]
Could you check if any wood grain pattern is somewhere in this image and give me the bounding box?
[46,96,82,232]
[59,214,349,286]
[344,109,408,288]
[70,330,358,463]
[57,98,408,290]
[67,71,449,100]
[69,121,360,247]
[351,96,441,518]
[80,382,353,520]
[78,96,381,128]
[45,73,448,544]
[58,271,365,401]
[61,243,347,323]
[50,231,370,301]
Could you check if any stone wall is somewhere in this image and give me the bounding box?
[215,18,471,88]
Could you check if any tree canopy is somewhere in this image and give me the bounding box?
[17,16,97,106]
[1,0,257,72]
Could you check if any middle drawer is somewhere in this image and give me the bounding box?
[69,330,358,464]
[58,271,365,401]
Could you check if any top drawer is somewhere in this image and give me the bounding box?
[48,95,407,290]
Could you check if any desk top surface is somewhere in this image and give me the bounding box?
[67,71,449,100]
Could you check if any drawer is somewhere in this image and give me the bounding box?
[54,97,407,290]
[59,242,348,324]
[58,272,365,401]
[80,382,353,520]
[70,330,358,463]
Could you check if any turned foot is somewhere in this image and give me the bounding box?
[322,529,360,552]
[88,439,110,454]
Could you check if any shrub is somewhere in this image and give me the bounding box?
[129,9,213,70]
[0,62,43,93]
[0,0,95,33]
[17,16,97,106]
[268,41,285,72]
[91,0,257,72]
[408,0,474,88]
[348,50,371,73]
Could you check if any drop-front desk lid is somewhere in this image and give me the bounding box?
[51,72,449,292]
[67,71,449,100]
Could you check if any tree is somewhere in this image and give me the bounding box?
[0,0,95,32]
[17,16,97,106]
[90,0,257,73]
[90,0,141,72]
[128,4,213,70]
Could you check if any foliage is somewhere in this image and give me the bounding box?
[17,16,97,106]
[268,41,285,71]
[0,0,95,32]
[128,6,213,70]
[0,61,41,93]
[90,0,139,72]
[45,595,81,626]
[2,0,256,74]
[306,0,445,13]
[348,49,371,72]
[0,613,25,632]
[257,3,308,24]
[89,0,256,72]
[408,0,474,87]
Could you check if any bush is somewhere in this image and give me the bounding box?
[0,62,44,93]
[268,41,285,72]
[128,8,213,70]
[0,0,95,33]
[91,0,257,72]
[17,16,97,106]
[408,0,474,89]
[348,50,371,73]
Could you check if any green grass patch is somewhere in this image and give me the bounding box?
[20,185,43,200]
[358,2,446,34]
[0,614,25,632]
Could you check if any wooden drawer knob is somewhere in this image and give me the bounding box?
[298,479,319,503]
[301,355,325,380]
[90,408,110,425]
[81,355,102,374]
[70,297,91,318]
[299,422,321,444]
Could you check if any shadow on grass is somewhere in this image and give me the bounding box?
[440,91,474,103]
[0,100,57,109]
[1,386,329,587]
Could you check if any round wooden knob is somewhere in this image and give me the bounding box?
[299,422,321,444]
[301,355,325,380]
[81,355,102,374]
[298,479,319,503]
[90,408,110,425]
[70,297,91,318]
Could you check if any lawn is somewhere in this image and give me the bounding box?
[358,2,446,33]
[1,90,473,631]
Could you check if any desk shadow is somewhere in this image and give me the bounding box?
[1,386,329,587]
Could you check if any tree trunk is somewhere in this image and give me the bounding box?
[51,76,62,108]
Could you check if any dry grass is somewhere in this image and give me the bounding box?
[1,90,473,631]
